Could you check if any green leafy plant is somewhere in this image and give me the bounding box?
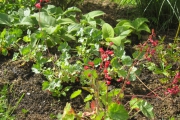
[135,0,180,31]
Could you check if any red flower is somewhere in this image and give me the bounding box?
[105,74,112,80]
[35,3,41,9]
[101,54,108,60]
[104,60,110,68]
[126,81,131,85]
[88,74,91,77]
[150,49,156,55]
[103,69,108,74]
[167,85,179,95]
[109,42,114,46]
[45,0,50,2]
[151,40,158,46]
[84,66,89,70]
[117,77,123,82]
[88,61,94,67]
[175,72,180,79]
[106,50,114,55]
[99,48,104,53]
[106,80,111,85]
[39,0,44,2]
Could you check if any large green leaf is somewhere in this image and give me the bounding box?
[137,23,150,33]
[84,10,105,19]
[106,36,126,46]
[57,18,76,25]
[18,16,34,26]
[102,23,114,39]
[32,12,56,27]
[63,7,81,15]
[132,18,149,30]
[45,5,63,15]
[0,13,12,26]
[108,103,129,120]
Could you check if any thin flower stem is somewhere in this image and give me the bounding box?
[135,74,163,100]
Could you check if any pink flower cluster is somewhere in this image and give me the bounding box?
[137,29,158,61]
[99,42,114,85]
[35,0,50,9]
[165,72,180,95]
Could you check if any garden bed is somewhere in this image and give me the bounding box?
[0,0,180,120]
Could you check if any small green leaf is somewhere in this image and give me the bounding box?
[121,55,132,66]
[1,48,8,56]
[108,103,129,120]
[139,100,154,119]
[70,89,82,99]
[42,81,50,90]
[102,23,114,39]
[84,94,93,102]
[23,36,31,42]
[20,46,31,56]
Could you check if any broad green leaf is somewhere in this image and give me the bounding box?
[70,89,82,99]
[132,18,149,30]
[116,19,130,26]
[23,8,31,17]
[102,23,114,39]
[84,94,93,102]
[44,25,60,34]
[57,18,76,24]
[106,36,126,46]
[18,16,34,26]
[120,30,132,36]
[121,55,132,66]
[0,13,12,26]
[108,103,129,120]
[63,7,81,15]
[137,24,150,33]
[45,5,63,15]
[32,12,56,27]
[84,10,105,19]
[114,26,128,35]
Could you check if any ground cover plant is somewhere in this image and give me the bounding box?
[0,0,180,119]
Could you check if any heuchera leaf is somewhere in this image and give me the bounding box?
[108,103,129,120]
[130,98,154,119]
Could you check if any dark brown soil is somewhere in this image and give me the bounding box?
[0,0,180,120]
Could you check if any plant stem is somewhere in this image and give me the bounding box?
[135,74,163,100]
[174,21,180,43]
